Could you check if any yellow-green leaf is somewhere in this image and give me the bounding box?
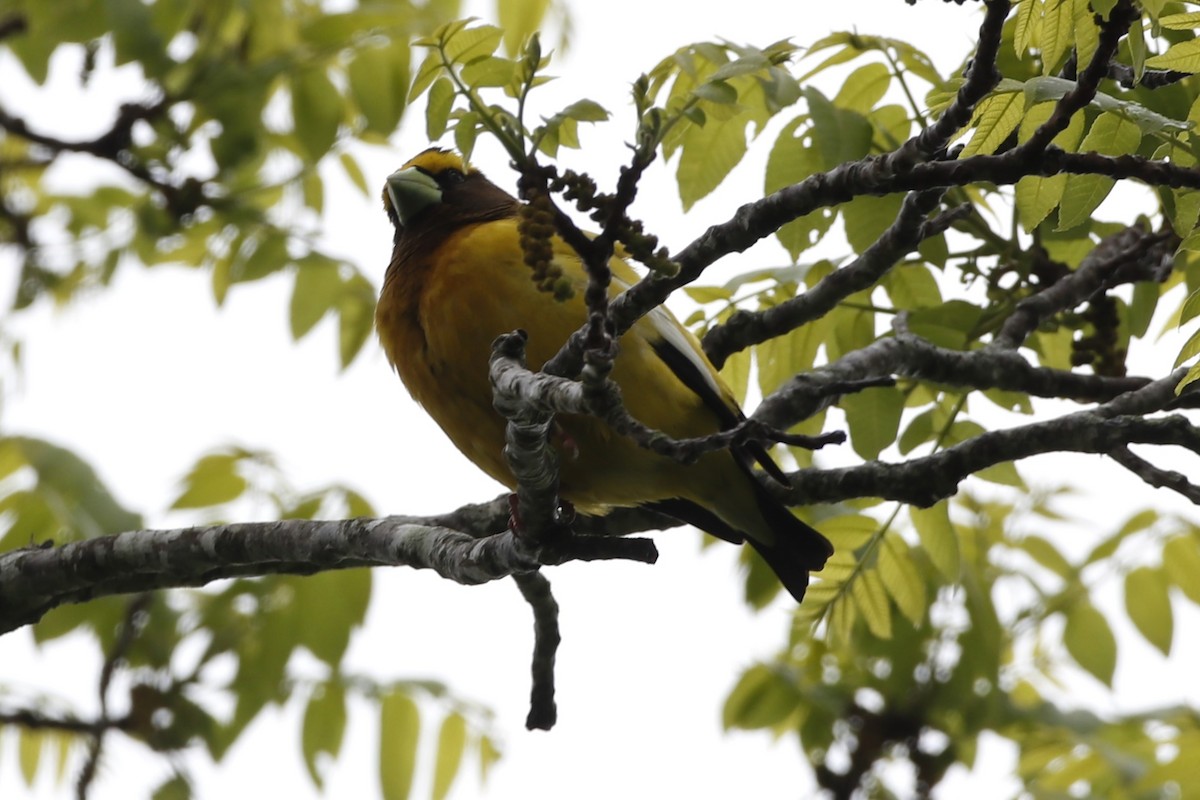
[910,502,960,579]
[1058,112,1141,229]
[960,91,1022,157]
[19,730,42,786]
[292,67,343,162]
[431,713,467,800]
[379,691,421,800]
[340,152,369,196]
[1063,602,1117,686]
[878,534,926,625]
[1124,566,1172,655]
[842,386,904,460]
[722,664,801,730]
[349,42,408,136]
[1014,0,1042,57]
[170,453,247,509]
[1146,38,1200,73]
[290,255,342,340]
[1163,534,1200,604]
[302,682,347,788]
[852,569,893,638]
[1041,0,1074,74]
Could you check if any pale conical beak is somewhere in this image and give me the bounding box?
[385,168,442,226]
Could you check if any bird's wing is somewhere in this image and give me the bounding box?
[608,256,791,486]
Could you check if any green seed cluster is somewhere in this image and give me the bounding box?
[518,190,573,301]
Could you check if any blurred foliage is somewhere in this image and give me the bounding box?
[0,0,558,797]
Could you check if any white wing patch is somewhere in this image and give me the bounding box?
[611,272,727,404]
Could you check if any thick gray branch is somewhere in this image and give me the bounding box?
[0,514,661,636]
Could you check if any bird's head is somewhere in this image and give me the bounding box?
[381,149,517,235]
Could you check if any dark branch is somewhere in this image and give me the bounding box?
[991,225,1175,350]
[886,0,1010,168]
[1018,1,1137,154]
[513,572,560,730]
[1108,446,1200,504]
[786,372,1197,507]
[702,189,958,367]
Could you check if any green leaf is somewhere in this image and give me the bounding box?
[1173,324,1200,368]
[1014,0,1042,57]
[841,386,904,460]
[498,0,552,56]
[302,682,347,788]
[1056,112,1140,229]
[425,77,456,140]
[960,90,1022,157]
[337,273,376,368]
[878,534,926,625]
[294,570,372,665]
[1015,102,1085,232]
[910,502,960,580]
[292,67,343,162]
[557,99,609,123]
[722,664,801,730]
[290,256,342,340]
[478,735,501,782]
[833,62,891,114]
[1040,0,1074,74]
[1175,360,1200,394]
[460,55,517,88]
[765,116,835,260]
[676,109,750,210]
[1018,534,1074,578]
[170,453,248,510]
[151,775,192,800]
[1146,38,1200,73]
[805,87,873,169]
[380,691,421,800]
[1163,534,1200,604]
[852,569,893,639]
[431,713,467,800]
[444,24,503,64]
[340,152,369,196]
[349,42,408,137]
[1157,11,1200,29]
[1063,602,1117,686]
[843,193,905,255]
[1083,509,1156,565]
[1124,566,1173,656]
[19,730,42,786]
[907,302,983,350]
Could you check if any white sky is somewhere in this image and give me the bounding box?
[2,2,1198,799]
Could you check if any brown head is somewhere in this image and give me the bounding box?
[381,149,518,249]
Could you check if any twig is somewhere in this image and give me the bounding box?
[990,225,1174,350]
[512,572,560,730]
[1108,446,1200,504]
[702,189,958,367]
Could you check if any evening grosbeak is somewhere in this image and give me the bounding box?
[376,148,832,601]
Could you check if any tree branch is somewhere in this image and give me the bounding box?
[785,371,1197,507]
[702,189,960,367]
[513,572,559,730]
[990,224,1175,350]
[0,515,662,636]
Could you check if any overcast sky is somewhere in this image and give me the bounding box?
[3,2,1198,799]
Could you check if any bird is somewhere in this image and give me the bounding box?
[375,148,833,602]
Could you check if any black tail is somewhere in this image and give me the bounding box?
[645,482,832,603]
[743,477,833,603]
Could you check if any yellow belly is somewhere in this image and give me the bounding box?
[375,218,748,515]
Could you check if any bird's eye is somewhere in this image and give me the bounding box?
[441,168,465,185]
